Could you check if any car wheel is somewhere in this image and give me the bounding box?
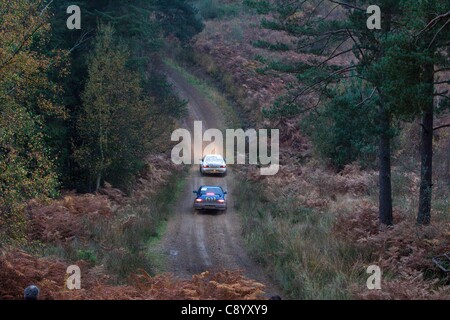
[222,171,227,177]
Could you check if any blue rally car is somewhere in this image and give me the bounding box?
[193,186,227,211]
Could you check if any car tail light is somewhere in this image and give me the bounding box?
[195,199,203,202]
[217,199,225,203]
[204,165,209,168]
[220,165,226,168]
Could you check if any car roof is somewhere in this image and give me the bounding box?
[199,186,223,189]
[204,154,224,158]
[198,186,224,192]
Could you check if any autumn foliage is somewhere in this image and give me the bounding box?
[0,151,267,300]
[0,250,265,300]
[0,0,65,242]
[332,201,449,299]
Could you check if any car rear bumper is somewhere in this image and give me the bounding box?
[194,203,227,210]
[201,167,227,174]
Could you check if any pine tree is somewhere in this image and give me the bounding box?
[379,1,450,224]
[260,1,405,225]
[258,0,449,224]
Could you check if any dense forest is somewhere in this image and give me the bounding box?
[0,0,449,301]
[0,0,203,241]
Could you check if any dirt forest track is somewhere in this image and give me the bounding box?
[157,65,280,296]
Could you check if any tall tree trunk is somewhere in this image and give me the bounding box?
[446,139,450,187]
[417,63,435,225]
[379,107,393,225]
[96,173,102,192]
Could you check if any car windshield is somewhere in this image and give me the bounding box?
[199,187,222,195]
[205,155,223,162]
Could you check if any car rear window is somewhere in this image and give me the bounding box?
[205,155,223,162]
[199,187,222,195]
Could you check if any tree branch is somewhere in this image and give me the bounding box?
[417,11,450,36]
[434,79,450,85]
[296,29,351,51]
[435,67,450,73]
[0,19,47,71]
[428,18,450,48]
[346,27,365,61]
[356,87,377,107]
[433,124,450,131]
[39,0,53,16]
[434,93,449,100]
[316,47,353,68]
[290,65,356,103]
[323,4,340,20]
[327,0,365,11]
[303,0,326,26]
[0,0,54,70]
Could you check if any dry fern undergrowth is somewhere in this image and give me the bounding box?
[189,3,450,300]
[27,154,181,244]
[0,250,265,300]
[0,153,266,300]
[236,160,449,299]
[27,193,113,245]
[334,206,450,300]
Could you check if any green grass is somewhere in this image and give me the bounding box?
[145,217,169,274]
[116,167,188,279]
[233,177,371,299]
[164,58,242,128]
[77,249,97,264]
[145,172,188,273]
